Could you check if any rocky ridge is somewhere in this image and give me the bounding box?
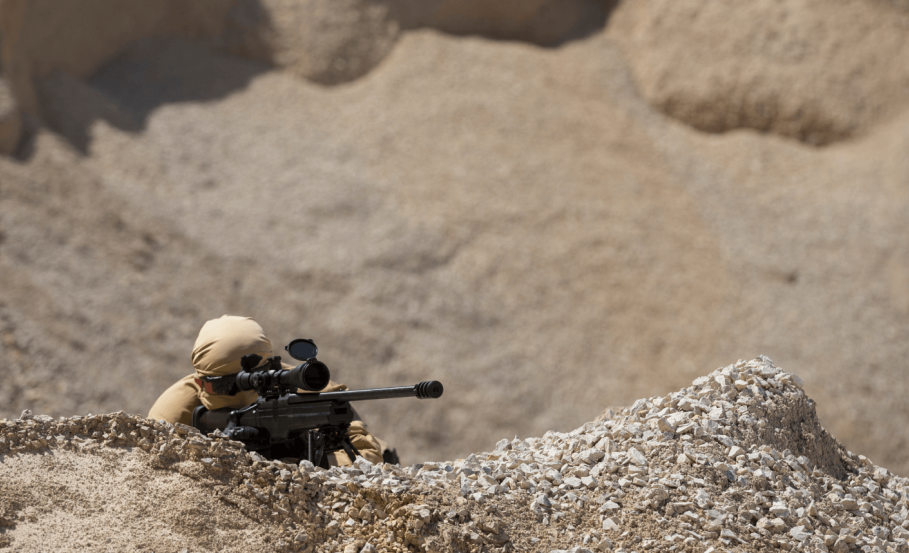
[2,357,908,553]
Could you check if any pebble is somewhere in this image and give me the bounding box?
[627,448,647,466]
[657,418,675,434]
[564,477,582,488]
[841,497,859,510]
[789,526,812,541]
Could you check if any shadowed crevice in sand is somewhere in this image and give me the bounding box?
[36,38,269,153]
[387,0,617,48]
[31,0,618,153]
[89,38,270,126]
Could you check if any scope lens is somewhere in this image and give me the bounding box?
[288,361,330,391]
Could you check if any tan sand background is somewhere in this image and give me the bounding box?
[0,0,908,475]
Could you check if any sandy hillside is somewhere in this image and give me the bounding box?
[3,357,909,553]
[0,0,908,479]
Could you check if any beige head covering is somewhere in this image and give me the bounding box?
[192,315,273,410]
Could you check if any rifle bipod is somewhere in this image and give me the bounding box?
[305,425,361,468]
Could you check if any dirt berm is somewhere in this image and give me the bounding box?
[2,358,909,553]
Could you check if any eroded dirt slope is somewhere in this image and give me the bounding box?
[0,3,908,474]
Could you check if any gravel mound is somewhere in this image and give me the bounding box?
[3,357,908,553]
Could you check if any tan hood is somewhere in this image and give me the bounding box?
[192,315,272,410]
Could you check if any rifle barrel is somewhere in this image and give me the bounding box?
[300,380,443,403]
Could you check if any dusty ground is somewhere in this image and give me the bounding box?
[2,357,908,553]
[0,0,908,480]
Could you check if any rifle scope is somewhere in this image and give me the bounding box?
[235,359,330,393]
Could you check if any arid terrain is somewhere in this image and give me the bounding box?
[0,1,908,549]
[4,357,909,552]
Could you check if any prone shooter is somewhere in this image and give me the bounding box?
[148,315,443,468]
[192,338,443,466]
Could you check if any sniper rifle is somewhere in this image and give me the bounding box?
[191,338,443,467]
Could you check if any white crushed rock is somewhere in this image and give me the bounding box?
[2,356,908,553]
